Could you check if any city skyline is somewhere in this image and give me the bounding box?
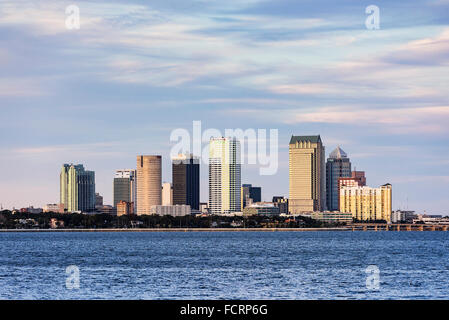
[0,134,442,217]
[0,1,448,215]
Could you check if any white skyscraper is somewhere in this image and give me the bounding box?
[209,137,241,215]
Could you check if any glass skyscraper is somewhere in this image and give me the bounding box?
[326,146,351,211]
[172,154,200,210]
[60,164,95,212]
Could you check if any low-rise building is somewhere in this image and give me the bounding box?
[272,196,289,214]
[95,205,116,215]
[150,205,191,217]
[20,206,43,214]
[391,210,417,223]
[300,211,353,224]
[43,204,64,213]
[243,202,280,216]
[117,201,134,216]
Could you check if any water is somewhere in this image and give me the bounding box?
[0,231,448,299]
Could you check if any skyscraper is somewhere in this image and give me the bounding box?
[136,155,162,215]
[209,137,241,215]
[113,169,137,210]
[60,164,95,212]
[326,146,351,211]
[172,154,200,210]
[289,135,325,213]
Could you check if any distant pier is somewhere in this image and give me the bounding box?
[351,223,449,231]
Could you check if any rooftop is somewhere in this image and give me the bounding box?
[289,135,321,144]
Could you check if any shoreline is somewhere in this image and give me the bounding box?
[0,227,351,232]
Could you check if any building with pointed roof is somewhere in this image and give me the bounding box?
[326,146,351,211]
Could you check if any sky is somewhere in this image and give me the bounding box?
[0,0,448,214]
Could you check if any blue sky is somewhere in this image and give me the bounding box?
[0,0,448,214]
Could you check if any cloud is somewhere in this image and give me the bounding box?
[382,29,449,66]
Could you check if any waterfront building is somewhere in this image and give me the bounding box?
[289,135,326,213]
[60,164,96,212]
[241,184,262,209]
[391,210,417,223]
[95,205,115,215]
[150,204,191,217]
[136,156,162,215]
[20,206,43,214]
[43,203,64,213]
[272,196,289,214]
[172,154,200,210]
[113,169,137,211]
[326,146,351,211]
[243,202,280,216]
[162,182,173,206]
[116,201,134,216]
[300,211,353,224]
[339,183,392,222]
[209,137,241,215]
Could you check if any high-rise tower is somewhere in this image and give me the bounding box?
[172,154,200,210]
[209,137,241,215]
[326,146,351,211]
[113,169,137,211]
[60,164,95,212]
[289,135,325,213]
[136,155,162,215]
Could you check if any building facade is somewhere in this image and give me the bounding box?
[116,201,134,216]
[241,184,262,209]
[136,156,162,215]
[162,182,173,206]
[326,146,351,211]
[289,135,326,213]
[60,164,96,212]
[272,196,289,214]
[300,211,353,224]
[340,183,392,222]
[209,137,241,215]
[338,171,367,189]
[172,154,200,210]
[43,203,64,213]
[113,169,137,211]
[243,202,280,216]
[150,205,191,217]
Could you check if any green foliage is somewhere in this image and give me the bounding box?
[0,210,341,229]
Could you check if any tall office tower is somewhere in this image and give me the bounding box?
[60,164,95,212]
[209,137,241,215]
[172,154,200,210]
[340,183,392,222]
[113,169,137,209]
[136,155,162,215]
[241,184,262,208]
[162,182,173,206]
[289,135,326,213]
[326,146,351,211]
